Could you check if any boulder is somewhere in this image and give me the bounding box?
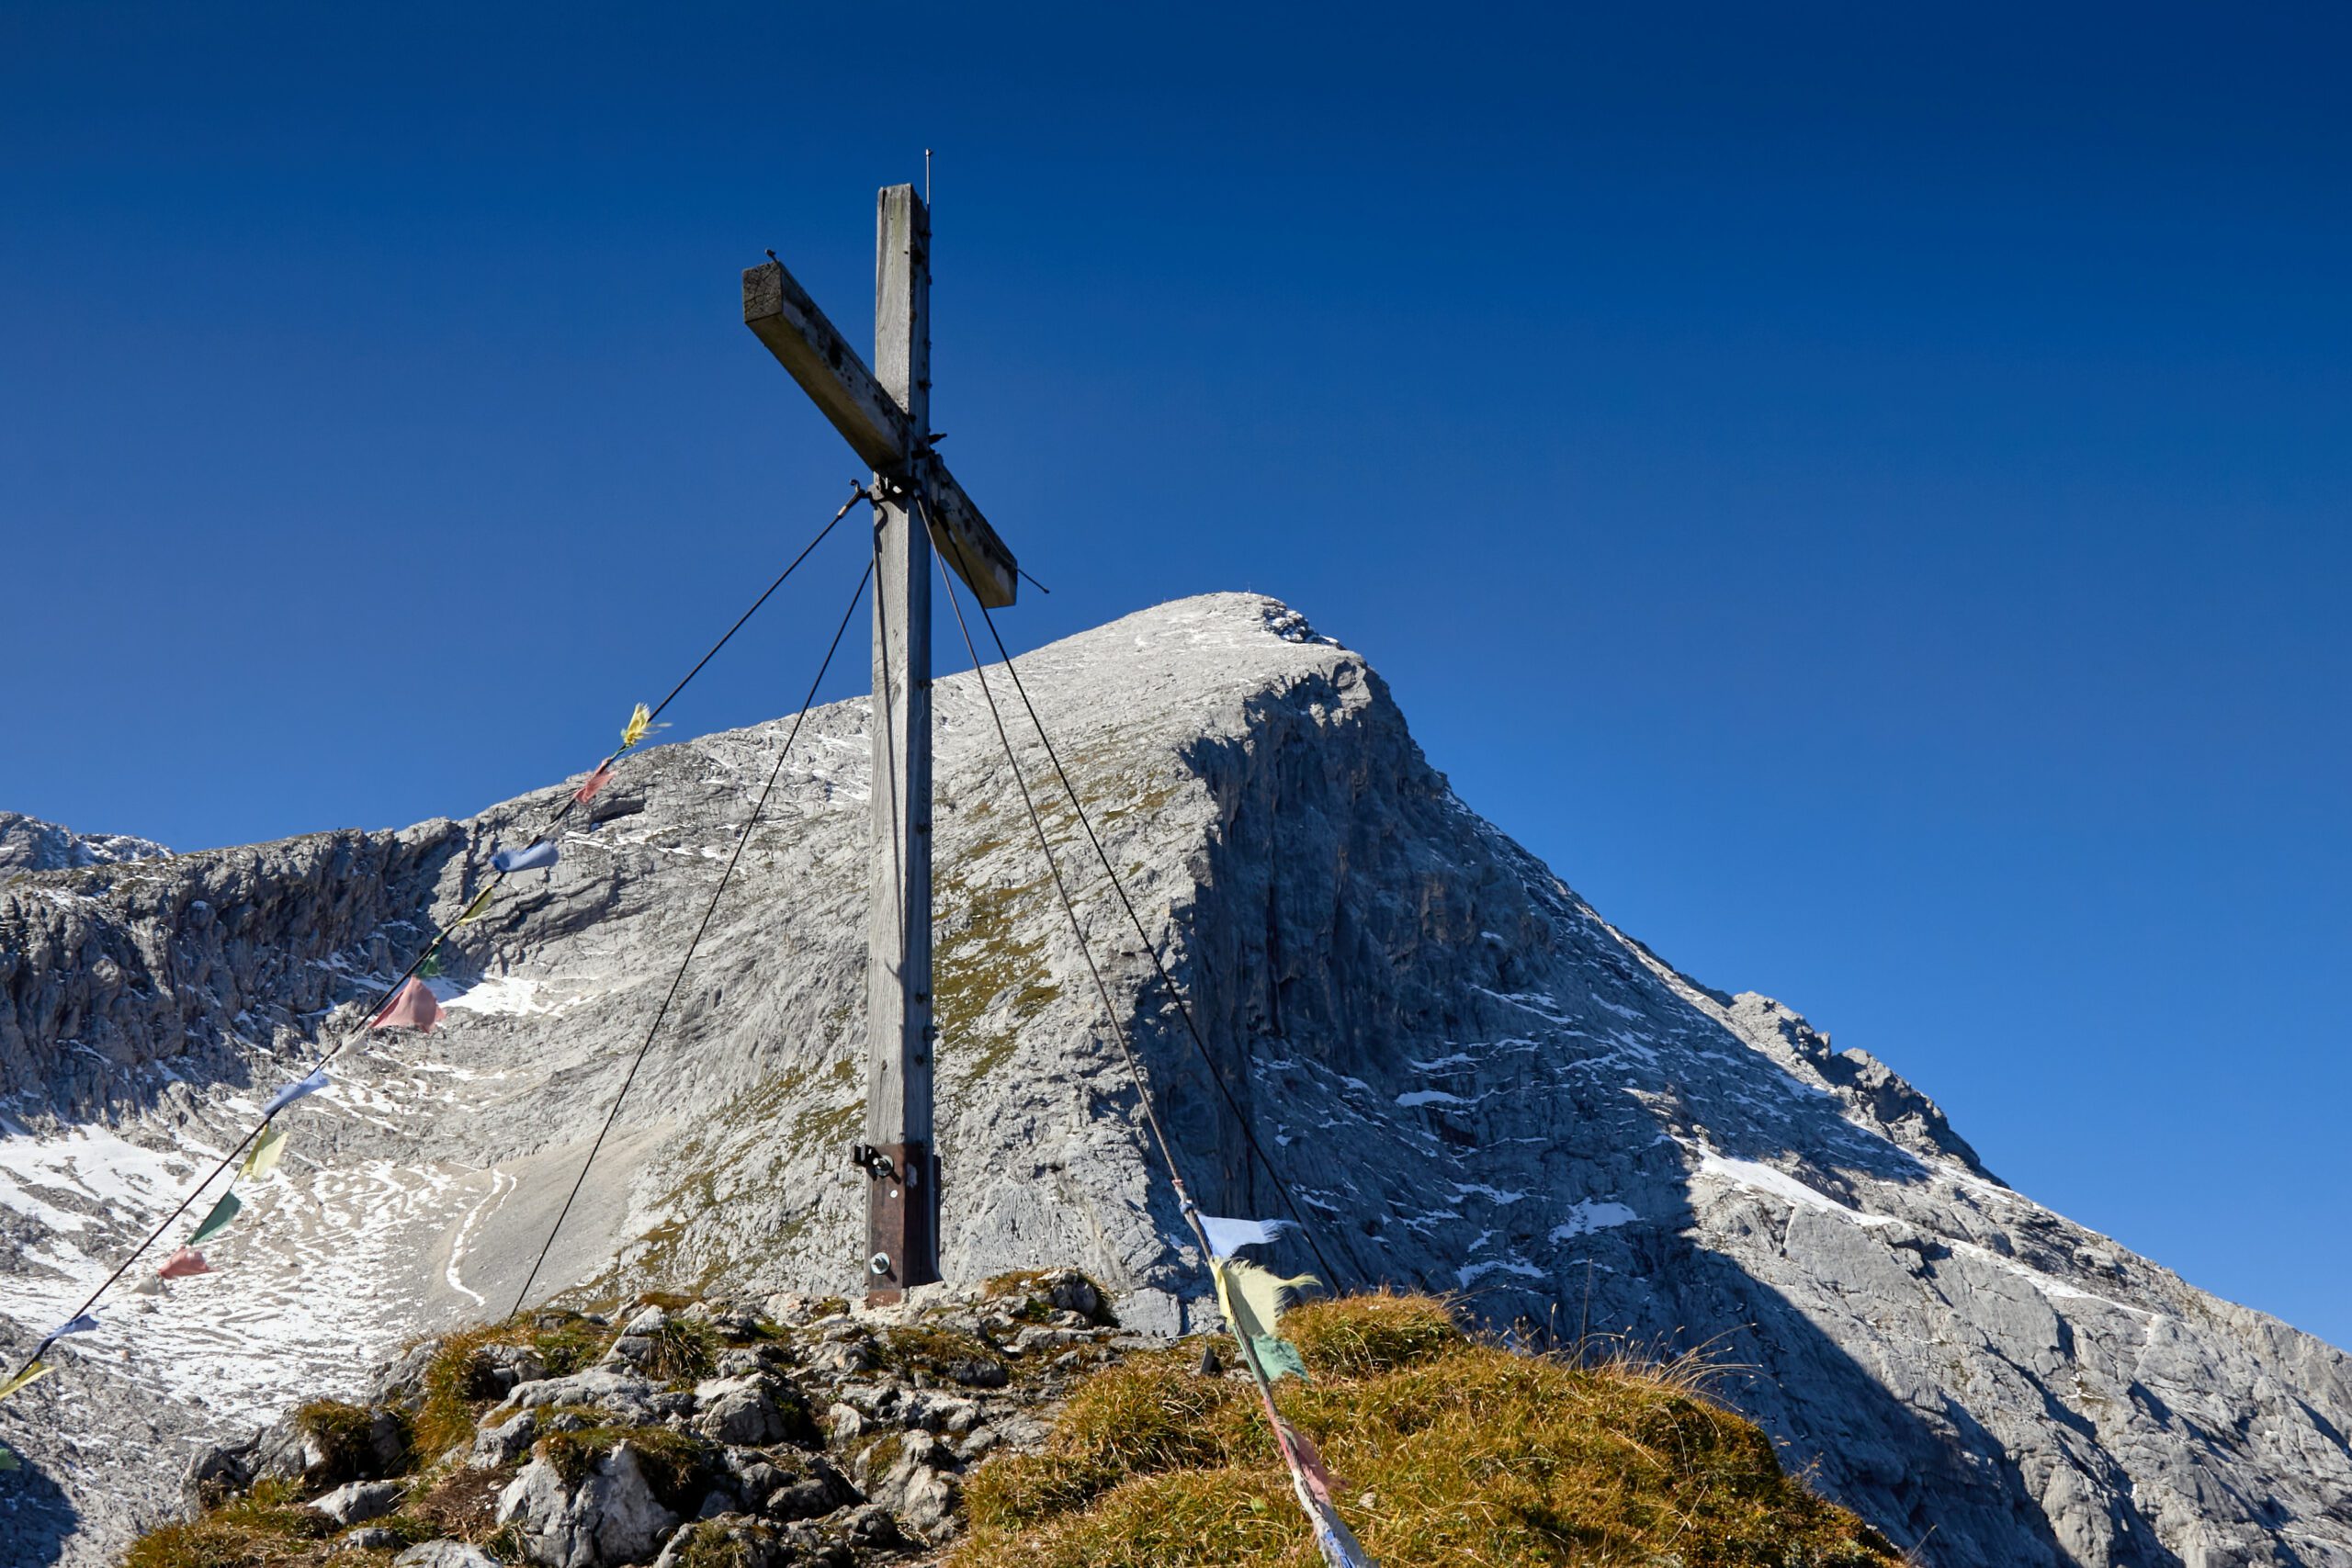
[690,1375,793,1447]
[495,1446,680,1568]
[865,1429,960,1541]
[503,1369,690,1426]
[393,1544,504,1568]
[370,1340,438,1407]
[181,1438,253,1514]
[469,1409,538,1470]
[310,1478,403,1527]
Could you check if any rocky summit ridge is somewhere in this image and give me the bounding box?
[1,592,2346,1568]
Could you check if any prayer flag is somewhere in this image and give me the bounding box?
[188,1190,243,1247]
[574,763,615,805]
[0,1362,49,1401]
[453,886,495,927]
[369,977,443,1033]
[492,841,559,874]
[158,1247,211,1280]
[241,1124,288,1181]
[1280,1420,1378,1564]
[1252,1334,1309,1382]
[620,703,652,750]
[1197,1213,1293,1259]
[0,1446,17,1471]
[49,1313,98,1339]
[262,1066,331,1114]
[1212,1258,1318,1383]
[1310,1505,1376,1568]
[1283,1422,1341,1510]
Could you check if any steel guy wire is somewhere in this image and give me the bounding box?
[509,556,875,1315]
[3,489,865,1389]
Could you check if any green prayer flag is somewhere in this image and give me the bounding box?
[0,1445,17,1470]
[1252,1333,1308,1382]
[188,1190,243,1247]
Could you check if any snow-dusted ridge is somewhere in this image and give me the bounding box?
[1,592,2346,1568]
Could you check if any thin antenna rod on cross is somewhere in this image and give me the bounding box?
[924,149,933,206]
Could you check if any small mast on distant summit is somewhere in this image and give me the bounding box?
[743,186,1020,1303]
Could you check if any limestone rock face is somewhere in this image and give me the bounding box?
[0,811,168,876]
[0,592,2346,1567]
[495,1446,678,1568]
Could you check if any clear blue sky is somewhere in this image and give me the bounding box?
[4,6,2346,1345]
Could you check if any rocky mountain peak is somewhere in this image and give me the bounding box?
[0,591,2346,1568]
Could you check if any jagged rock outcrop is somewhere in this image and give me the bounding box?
[163,1276,1120,1568]
[0,812,168,877]
[0,592,2346,1568]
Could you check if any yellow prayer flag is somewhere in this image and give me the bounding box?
[1213,1257,1317,1345]
[241,1123,288,1181]
[452,887,495,928]
[0,1361,51,1402]
[619,703,652,750]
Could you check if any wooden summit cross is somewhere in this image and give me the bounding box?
[743,185,1018,1304]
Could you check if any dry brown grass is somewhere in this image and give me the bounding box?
[120,1480,333,1568]
[951,1292,1903,1568]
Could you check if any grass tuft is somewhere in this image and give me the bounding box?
[950,1292,1905,1568]
[639,1314,721,1384]
[882,1324,1012,1386]
[121,1479,332,1568]
[1283,1289,1466,1377]
[290,1400,381,1485]
[414,1311,613,1459]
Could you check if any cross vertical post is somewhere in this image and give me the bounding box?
[741,180,1020,1305]
[863,185,937,1303]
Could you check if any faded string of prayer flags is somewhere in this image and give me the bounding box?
[0,689,755,1438]
[0,696,665,1415]
[1195,1211,1378,1559]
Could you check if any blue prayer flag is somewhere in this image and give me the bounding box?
[492,841,560,874]
[1196,1213,1294,1259]
[262,1066,330,1117]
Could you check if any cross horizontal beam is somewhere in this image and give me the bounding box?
[744,258,1018,608]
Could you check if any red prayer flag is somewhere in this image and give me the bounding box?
[1283,1421,1343,1510]
[574,763,615,805]
[158,1247,210,1280]
[370,976,445,1032]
